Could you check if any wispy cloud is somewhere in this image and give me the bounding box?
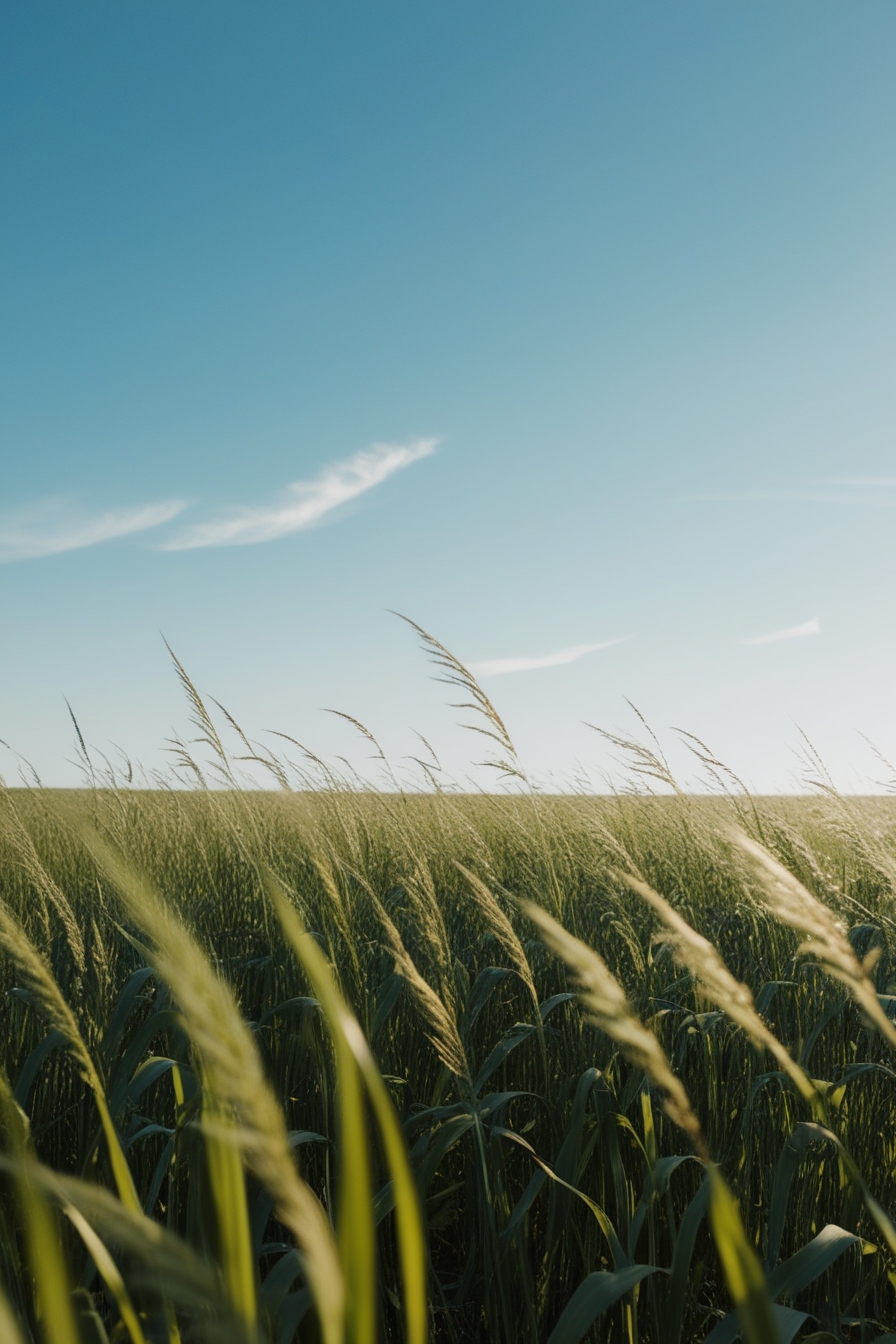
[0,498,186,563]
[690,479,896,505]
[162,438,438,551]
[690,491,887,504]
[470,638,627,677]
[826,476,896,488]
[740,617,820,646]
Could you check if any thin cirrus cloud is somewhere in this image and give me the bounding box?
[690,490,888,504]
[690,478,896,505]
[469,638,627,677]
[826,477,896,488]
[739,617,820,646]
[0,498,186,563]
[161,438,438,551]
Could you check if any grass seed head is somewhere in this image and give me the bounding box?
[621,872,819,1105]
[454,862,538,1005]
[372,893,470,1081]
[522,899,709,1159]
[81,829,346,1344]
[735,832,896,1053]
[0,789,86,973]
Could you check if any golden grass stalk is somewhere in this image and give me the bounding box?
[370,893,470,1082]
[81,828,344,1344]
[621,873,821,1112]
[0,787,86,973]
[735,833,896,1052]
[402,858,455,995]
[523,901,783,1344]
[520,900,708,1160]
[0,899,140,1213]
[454,862,538,1008]
[392,612,525,781]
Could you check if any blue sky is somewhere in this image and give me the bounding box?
[2,2,895,790]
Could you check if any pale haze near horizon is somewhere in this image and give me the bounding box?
[2,3,895,793]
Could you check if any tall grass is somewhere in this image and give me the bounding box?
[2,639,896,1341]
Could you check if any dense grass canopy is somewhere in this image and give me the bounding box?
[3,769,896,1343]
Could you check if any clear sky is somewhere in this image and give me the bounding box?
[2,2,895,791]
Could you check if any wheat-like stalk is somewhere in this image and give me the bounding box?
[621,873,819,1107]
[522,900,708,1159]
[0,897,142,1212]
[371,892,470,1081]
[454,862,537,1006]
[735,833,896,1052]
[0,901,91,1076]
[163,638,235,785]
[82,829,345,1344]
[0,788,86,973]
[402,859,453,974]
[392,612,525,781]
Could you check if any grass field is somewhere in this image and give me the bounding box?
[4,655,896,1343]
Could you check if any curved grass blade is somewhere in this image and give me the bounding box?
[272,886,375,1344]
[0,1078,80,1344]
[546,1264,662,1344]
[707,1165,782,1344]
[201,1099,258,1332]
[80,828,344,1344]
[663,1174,709,1344]
[0,1154,249,1342]
[493,1126,627,1268]
[0,899,141,1213]
[265,873,428,1344]
[782,1122,896,1265]
[61,1200,149,1344]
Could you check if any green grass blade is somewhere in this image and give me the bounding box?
[767,1223,859,1300]
[493,1126,627,1269]
[93,1089,143,1214]
[359,1061,429,1344]
[267,875,428,1344]
[61,1199,150,1344]
[81,827,345,1344]
[0,1074,81,1344]
[265,882,374,1344]
[786,1121,896,1265]
[707,1165,782,1344]
[663,1173,709,1344]
[545,1265,661,1344]
[0,1153,250,1342]
[202,1100,258,1334]
[11,1162,80,1344]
